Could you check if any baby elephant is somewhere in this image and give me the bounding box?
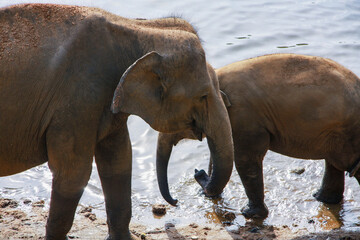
[156,53,360,219]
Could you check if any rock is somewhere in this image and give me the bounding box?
[152,204,166,216]
[80,207,92,213]
[84,213,96,221]
[23,199,32,205]
[224,211,236,221]
[0,199,18,208]
[291,168,305,175]
[32,200,45,207]
[189,223,198,228]
[165,222,175,230]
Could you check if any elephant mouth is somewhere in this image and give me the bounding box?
[191,119,203,141]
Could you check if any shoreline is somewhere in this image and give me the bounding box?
[1,198,359,239]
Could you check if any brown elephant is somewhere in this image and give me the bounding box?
[0,4,234,239]
[157,53,360,219]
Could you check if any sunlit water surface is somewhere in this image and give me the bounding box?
[1,0,360,234]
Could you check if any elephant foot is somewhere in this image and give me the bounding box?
[104,232,139,240]
[241,203,268,219]
[313,189,343,204]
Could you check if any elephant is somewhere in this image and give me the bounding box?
[156,53,360,219]
[0,4,234,240]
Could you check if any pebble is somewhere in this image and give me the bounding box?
[0,199,18,208]
[23,199,32,205]
[152,204,166,216]
[291,168,305,175]
[190,223,198,228]
[224,211,236,221]
[32,200,45,208]
[165,222,175,229]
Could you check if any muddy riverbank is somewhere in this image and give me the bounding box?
[1,198,359,240]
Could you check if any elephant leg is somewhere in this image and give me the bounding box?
[313,160,344,204]
[234,130,270,219]
[95,126,136,240]
[46,126,94,239]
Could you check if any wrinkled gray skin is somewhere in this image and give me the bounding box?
[157,54,360,219]
[0,4,234,240]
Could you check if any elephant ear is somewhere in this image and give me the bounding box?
[111,51,164,123]
[220,90,231,107]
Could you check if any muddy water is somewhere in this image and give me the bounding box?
[1,0,360,234]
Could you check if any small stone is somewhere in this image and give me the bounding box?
[140,233,146,240]
[191,236,198,240]
[32,200,45,207]
[80,207,92,213]
[152,204,166,216]
[203,226,211,230]
[224,211,236,221]
[165,222,175,229]
[190,223,198,228]
[84,213,96,221]
[249,227,259,233]
[0,199,18,208]
[308,219,315,224]
[23,199,32,205]
[68,235,79,239]
[291,168,305,175]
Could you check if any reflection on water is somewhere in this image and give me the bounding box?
[1,0,360,234]
[315,204,343,230]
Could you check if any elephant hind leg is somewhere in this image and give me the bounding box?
[313,160,344,204]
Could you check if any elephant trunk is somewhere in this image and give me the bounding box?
[156,133,178,206]
[156,93,234,203]
[194,94,234,197]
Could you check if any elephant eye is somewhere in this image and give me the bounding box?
[200,94,207,101]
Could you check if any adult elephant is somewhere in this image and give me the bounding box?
[157,54,360,219]
[0,4,234,240]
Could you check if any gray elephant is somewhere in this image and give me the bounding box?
[157,53,360,219]
[0,4,234,240]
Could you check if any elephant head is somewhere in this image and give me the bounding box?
[156,86,231,205]
[111,49,234,200]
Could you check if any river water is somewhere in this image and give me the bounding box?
[1,0,360,234]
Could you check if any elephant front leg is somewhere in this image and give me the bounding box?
[46,127,94,239]
[95,127,137,240]
[313,160,344,204]
[46,188,86,239]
